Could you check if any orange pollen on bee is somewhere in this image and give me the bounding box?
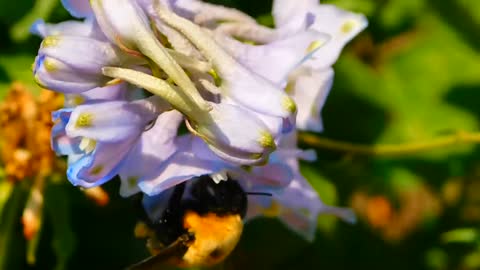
[174,211,243,268]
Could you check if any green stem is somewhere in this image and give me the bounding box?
[0,183,29,270]
[299,131,480,157]
[102,67,202,117]
[134,29,211,111]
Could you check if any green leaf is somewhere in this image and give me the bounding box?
[379,0,427,29]
[441,228,478,244]
[0,0,35,24]
[388,167,422,193]
[322,0,377,16]
[44,182,76,270]
[0,54,39,99]
[333,12,480,160]
[425,248,448,270]
[0,183,29,270]
[463,251,480,270]
[10,0,59,42]
[0,179,14,224]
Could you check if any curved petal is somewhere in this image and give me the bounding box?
[66,96,168,142]
[31,19,97,38]
[95,0,210,112]
[291,68,334,132]
[67,139,137,187]
[194,102,276,165]
[33,55,105,93]
[39,36,123,73]
[61,0,94,18]
[118,110,183,197]
[90,0,151,48]
[190,135,227,162]
[63,82,129,107]
[214,22,277,44]
[245,131,355,240]
[230,162,293,194]
[216,30,330,84]
[156,6,296,118]
[245,173,329,241]
[308,5,368,69]
[273,0,317,28]
[221,69,295,118]
[154,21,203,58]
[138,149,228,196]
[51,109,83,156]
[276,174,355,241]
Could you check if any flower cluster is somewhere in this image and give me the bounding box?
[33,0,367,240]
[0,82,109,253]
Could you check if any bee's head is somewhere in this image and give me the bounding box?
[189,175,247,218]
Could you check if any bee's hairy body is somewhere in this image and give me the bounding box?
[129,175,247,269]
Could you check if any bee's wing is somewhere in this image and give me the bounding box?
[125,233,193,270]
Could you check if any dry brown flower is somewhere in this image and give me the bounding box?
[351,184,442,242]
[0,82,63,182]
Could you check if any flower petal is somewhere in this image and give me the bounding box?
[39,36,125,73]
[67,139,136,187]
[273,0,317,28]
[33,34,139,93]
[66,96,169,142]
[61,0,94,18]
[290,68,334,132]
[230,162,293,193]
[308,5,368,69]
[33,55,105,93]
[214,22,277,44]
[216,30,330,84]
[118,110,183,197]
[90,0,151,48]
[51,109,82,156]
[31,18,98,38]
[138,136,229,196]
[94,0,211,112]
[63,82,129,107]
[194,102,276,165]
[156,6,296,118]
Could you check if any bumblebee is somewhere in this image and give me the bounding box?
[128,175,261,269]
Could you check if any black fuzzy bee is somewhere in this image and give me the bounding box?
[128,175,253,269]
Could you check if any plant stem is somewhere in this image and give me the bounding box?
[299,131,480,157]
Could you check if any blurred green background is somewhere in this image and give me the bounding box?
[1,0,480,269]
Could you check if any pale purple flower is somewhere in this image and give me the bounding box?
[137,135,232,196]
[52,95,170,187]
[241,133,356,241]
[33,35,140,93]
[31,18,103,39]
[31,14,144,95]
[197,0,367,132]
[36,1,364,240]
[118,110,184,197]
[61,0,93,18]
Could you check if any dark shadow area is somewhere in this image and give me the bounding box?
[206,0,272,17]
[309,70,389,161]
[445,84,480,118]
[428,0,480,51]
[31,180,147,270]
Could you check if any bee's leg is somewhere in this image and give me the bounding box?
[125,232,193,270]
